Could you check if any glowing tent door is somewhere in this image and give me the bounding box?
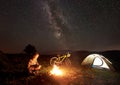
[93,57,110,69]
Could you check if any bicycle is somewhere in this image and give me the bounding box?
[50,52,71,66]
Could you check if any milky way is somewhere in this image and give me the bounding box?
[43,0,71,50]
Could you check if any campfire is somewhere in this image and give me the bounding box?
[50,65,64,76]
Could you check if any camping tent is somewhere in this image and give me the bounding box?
[81,54,115,71]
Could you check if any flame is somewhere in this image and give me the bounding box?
[50,65,63,76]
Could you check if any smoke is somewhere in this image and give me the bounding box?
[43,0,70,50]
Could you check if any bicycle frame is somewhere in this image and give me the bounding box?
[58,56,67,62]
[57,54,70,63]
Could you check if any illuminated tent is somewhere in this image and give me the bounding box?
[81,54,115,71]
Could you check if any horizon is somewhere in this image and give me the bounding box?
[1,49,120,54]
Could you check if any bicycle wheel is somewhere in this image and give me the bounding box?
[50,57,58,66]
[64,58,71,67]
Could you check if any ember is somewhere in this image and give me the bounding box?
[50,65,63,76]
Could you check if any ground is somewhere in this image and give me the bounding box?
[1,65,120,85]
[0,52,120,85]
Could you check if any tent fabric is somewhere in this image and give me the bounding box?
[81,54,115,71]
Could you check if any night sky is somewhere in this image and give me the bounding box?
[0,0,120,53]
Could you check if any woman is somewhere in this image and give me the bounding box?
[28,52,41,75]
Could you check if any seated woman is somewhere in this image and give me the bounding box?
[28,52,41,75]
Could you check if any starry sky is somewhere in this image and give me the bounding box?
[0,0,120,53]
